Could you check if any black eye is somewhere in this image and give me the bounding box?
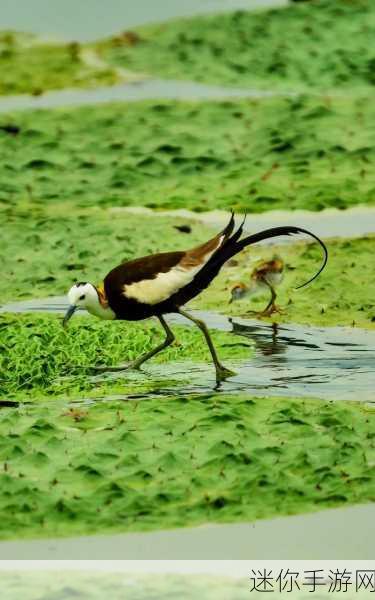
[79,294,85,300]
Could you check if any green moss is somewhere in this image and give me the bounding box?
[1,209,210,303]
[2,1,375,97]
[1,96,375,214]
[97,0,375,92]
[0,313,250,399]
[0,390,373,540]
[195,235,375,329]
[0,32,120,96]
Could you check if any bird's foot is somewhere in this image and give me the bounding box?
[262,304,285,317]
[247,305,285,318]
[215,365,237,383]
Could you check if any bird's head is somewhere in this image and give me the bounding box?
[63,282,99,327]
[229,282,248,304]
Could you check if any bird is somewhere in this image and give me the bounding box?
[229,255,285,317]
[63,214,327,383]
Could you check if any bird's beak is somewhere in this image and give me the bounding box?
[63,305,77,328]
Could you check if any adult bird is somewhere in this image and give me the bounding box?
[63,214,327,382]
[230,255,285,317]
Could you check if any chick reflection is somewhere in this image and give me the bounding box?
[229,318,287,358]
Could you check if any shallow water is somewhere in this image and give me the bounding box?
[2,297,374,402]
[0,502,372,559]
[2,0,287,42]
[0,78,290,114]
[117,205,375,241]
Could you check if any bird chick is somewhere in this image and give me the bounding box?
[230,256,285,317]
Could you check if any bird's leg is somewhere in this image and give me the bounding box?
[92,316,175,372]
[130,316,175,369]
[178,308,236,383]
[258,279,282,317]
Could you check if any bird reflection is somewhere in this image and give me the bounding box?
[229,318,287,358]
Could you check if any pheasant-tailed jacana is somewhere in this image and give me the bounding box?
[230,255,285,317]
[63,214,327,382]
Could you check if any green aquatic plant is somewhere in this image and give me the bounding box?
[97,0,375,92]
[0,31,120,96]
[0,313,251,398]
[1,96,375,214]
[1,209,210,303]
[0,391,372,540]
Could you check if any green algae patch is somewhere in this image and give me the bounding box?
[0,32,122,96]
[1,209,211,304]
[2,95,375,214]
[195,235,375,330]
[0,313,251,399]
[97,0,375,92]
[0,572,250,599]
[0,391,373,540]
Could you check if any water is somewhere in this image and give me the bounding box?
[118,205,375,241]
[2,297,374,402]
[0,79,290,114]
[1,0,287,42]
[0,502,372,559]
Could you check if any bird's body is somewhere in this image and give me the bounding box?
[230,256,285,316]
[64,215,327,382]
[251,257,284,290]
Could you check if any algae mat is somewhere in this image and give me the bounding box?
[0,391,373,541]
[2,96,375,213]
[0,32,122,96]
[3,0,375,96]
[97,0,375,92]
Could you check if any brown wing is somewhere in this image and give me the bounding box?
[104,213,235,307]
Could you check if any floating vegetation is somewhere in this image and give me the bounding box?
[0,32,121,96]
[0,312,250,398]
[0,390,373,540]
[1,96,375,214]
[97,0,375,92]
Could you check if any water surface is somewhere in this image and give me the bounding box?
[1,0,287,42]
[2,297,374,402]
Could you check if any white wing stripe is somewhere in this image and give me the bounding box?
[123,244,220,305]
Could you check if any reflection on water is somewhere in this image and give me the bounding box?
[231,320,288,357]
[88,311,375,403]
[1,297,374,402]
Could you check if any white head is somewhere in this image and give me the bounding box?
[63,282,115,326]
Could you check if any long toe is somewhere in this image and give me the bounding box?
[216,365,237,382]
